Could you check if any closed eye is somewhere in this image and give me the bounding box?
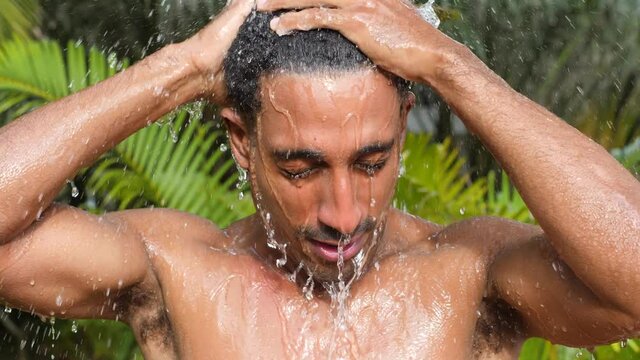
[355,160,388,176]
[281,167,316,180]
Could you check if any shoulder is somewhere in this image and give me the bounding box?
[385,211,542,256]
[431,216,542,258]
[106,207,229,249]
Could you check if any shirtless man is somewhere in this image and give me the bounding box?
[0,0,638,358]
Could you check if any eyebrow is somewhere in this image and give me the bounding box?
[272,139,396,162]
[272,149,324,162]
[354,140,396,158]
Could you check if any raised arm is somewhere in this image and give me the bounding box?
[258,0,640,345]
[0,0,254,319]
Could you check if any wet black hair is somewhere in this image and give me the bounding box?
[223,11,410,129]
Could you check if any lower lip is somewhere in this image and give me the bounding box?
[308,235,366,262]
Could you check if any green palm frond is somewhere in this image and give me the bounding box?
[521,337,640,360]
[0,38,126,123]
[486,170,534,224]
[0,0,41,41]
[395,133,487,224]
[88,102,254,227]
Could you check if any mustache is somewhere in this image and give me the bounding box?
[296,217,376,242]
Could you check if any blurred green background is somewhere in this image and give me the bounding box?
[0,0,638,358]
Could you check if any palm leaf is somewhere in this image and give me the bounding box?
[394,133,487,224]
[486,170,534,224]
[87,103,254,227]
[0,39,127,124]
[0,0,41,41]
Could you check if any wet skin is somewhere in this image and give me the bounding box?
[1,0,639,359]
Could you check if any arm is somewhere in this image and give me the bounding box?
[423,44,640,344]
[0,0,254,319]
[259,0,640,344]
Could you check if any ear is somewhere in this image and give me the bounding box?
[221,107,251,170]
[398,92,416,148]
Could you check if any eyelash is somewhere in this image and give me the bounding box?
[282,160,388,180]
[356,161,388,175]
[283,168,314,180]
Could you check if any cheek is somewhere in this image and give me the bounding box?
[365,159,401,209]
[251,161,319,227]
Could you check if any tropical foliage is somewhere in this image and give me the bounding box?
[0,0,40,41]
[0,0,638,359]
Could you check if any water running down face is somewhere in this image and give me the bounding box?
[222,11,413,284]
[226,70,412,284]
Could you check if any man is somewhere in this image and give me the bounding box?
[0,0,638,358]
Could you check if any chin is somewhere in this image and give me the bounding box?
[306,256,360,285]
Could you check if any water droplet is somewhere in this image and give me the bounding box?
[236,167,248,190]
[238,191,245,200]
[398,154,406,178]
[55,295,63,307]
[620,339,628,348]
[369,198,376,208]
[71,321,78,333]
[459,207,466,215]
[36,207,44,221]
[219,143,228,152]
[107,52,118,69]
[29,280,35,286]
[4,306,12,313]
[169,126,179,143]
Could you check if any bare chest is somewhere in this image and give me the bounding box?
[139,248,516,359]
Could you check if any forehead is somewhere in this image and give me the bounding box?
[256,70,402,149]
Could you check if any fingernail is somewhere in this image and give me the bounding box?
[270,17,280,29]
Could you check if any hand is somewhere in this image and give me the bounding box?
[182,0,255,104]
[256,0,458,83]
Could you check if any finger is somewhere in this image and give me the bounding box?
[271,8,345,35]
[257,0,345,12]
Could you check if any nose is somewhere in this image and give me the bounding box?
[317,169,362,236]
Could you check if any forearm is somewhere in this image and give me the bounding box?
[426,46,640,315]
[0,42,203,242]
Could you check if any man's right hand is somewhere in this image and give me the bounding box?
[182,0,255,104]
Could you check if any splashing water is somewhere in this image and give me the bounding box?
[324,225,380,358]
[67,180,80,198]
[302,270,315,301]
[257,207,288,269]
[417,0,441,29]
[236,166,248,200]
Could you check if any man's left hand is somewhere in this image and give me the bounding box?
[256,0,459,84]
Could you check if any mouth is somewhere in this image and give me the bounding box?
[307,234,367,262]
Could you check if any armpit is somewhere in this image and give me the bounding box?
[473,297,525,358]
